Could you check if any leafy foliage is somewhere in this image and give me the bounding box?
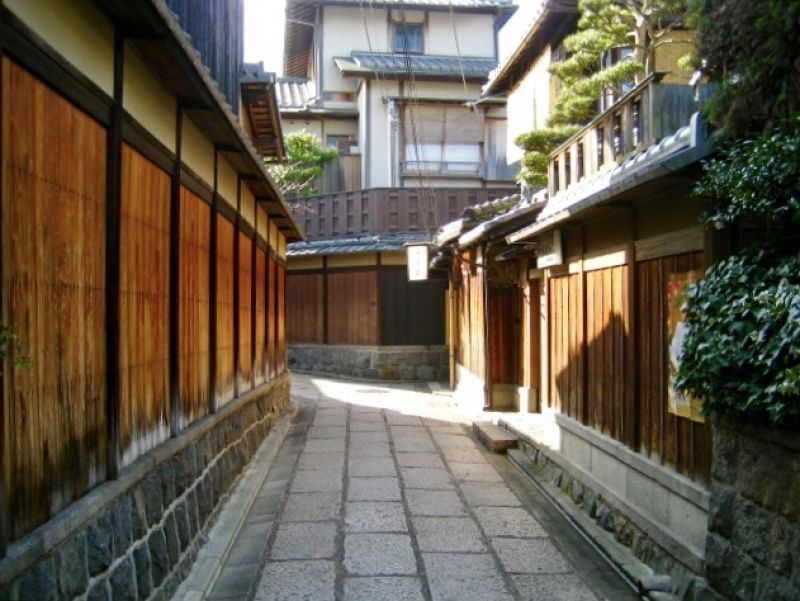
[694,0,800,137]
[677,124,800,426]
[266,132,338,199]
[677,248,800,426]
[513,127,580,188]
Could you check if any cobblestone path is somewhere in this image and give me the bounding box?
[180,376,638,601]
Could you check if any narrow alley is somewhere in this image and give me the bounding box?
[176,376,638,601]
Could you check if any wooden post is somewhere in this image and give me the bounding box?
[625,207,638,449]
[106,29,125,472]
[482,244,492,409]
[375,253,382,345]
[233,177,241,397]
[208,147,219,414]
[0,38,7,557]
[265,219,271,380]
[322,256,329,344]
[168,103,183,437]
[578,224,588,425]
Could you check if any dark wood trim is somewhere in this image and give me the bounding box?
[579,224,588,426]
[375,253,382,346]
[251,210,257,389]
[255,236,268,252]
[265,222,272,381]
[180,165,213,204]
[233,176,241,398]
[169,104,183,437]
[217,199,238,226]
[0,38,7,558]
[105,29,125,476]
[322,256,329,345]
[626,208,638,450]
[208,148,219,414]
[238,219,256,239]
[482,244,491,409]
[122,113,174,174]
[273,245,280,377]
[0,7,112,127]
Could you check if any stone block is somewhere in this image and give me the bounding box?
[164,513,180,567]
[148,529,170,588]
[415,365,434,381]
[708,483,736,539]
[160,460,176,508]
[142,471,164,528]
[705,533,757,600]
[473,422,518,454]
[731,497,771,566]
[86,581,111,601]
[423,553,513,601]
[87,511,114,576]
[398,366,416,381]
[56,531,89,599]
[343,533,417,575]
[378,368,397,380]
[133,543,152,601]
[110,496,133,560]
[754,570,799,601]
[174,447,196,495]
[344,577,424,601]
[110,555,137,601]
[16,556,58,601]
[254,560,335,601]
[364,368,380,379]
[131,490,148,540]
[435,368,449,382]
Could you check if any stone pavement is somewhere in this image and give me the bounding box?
[175,375,638,601]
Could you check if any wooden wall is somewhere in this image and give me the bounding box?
[119,145,170,466]
[216,216,236,405]
[0,57,292,546]
[488,286,519,385]
[2,60,108,539]
[286,263,446,347]
[455,251,486,380]
[546,251,710,483]
[178,188,210,428]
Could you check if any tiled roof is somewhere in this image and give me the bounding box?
[287,233,429,256]
[276,77,317,110]
[335,52,497,79]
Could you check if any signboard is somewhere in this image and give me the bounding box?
[407,244,429,281]
[536,229,563,268]
[667,270,705,423]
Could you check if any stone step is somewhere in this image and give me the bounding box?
[472,421,518,453]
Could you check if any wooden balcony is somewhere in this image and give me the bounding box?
[294,187,516,240]
[548,73,700,197]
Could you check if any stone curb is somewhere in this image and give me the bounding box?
[173,402,300,601]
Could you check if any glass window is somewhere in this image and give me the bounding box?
[394,22,423,54]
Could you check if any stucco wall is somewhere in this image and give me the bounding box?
[506,47,553,164]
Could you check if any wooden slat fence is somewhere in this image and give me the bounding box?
[287,273,325,344]
[0,59,292,546]
[119,144,170,467]
[2,60,108,538]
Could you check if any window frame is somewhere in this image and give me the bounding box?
[393,21,424,54]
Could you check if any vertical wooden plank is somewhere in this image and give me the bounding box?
[106,30,124,475]
[625,210,638,450]
[322,256,329,344]
[169,104,183,437]
[208,148,218,413]
[0,42,7,558]
[233,177,240,397]
[251,208,257,389]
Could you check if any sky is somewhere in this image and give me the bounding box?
[244,0,288,75]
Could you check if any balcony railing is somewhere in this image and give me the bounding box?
[548,73,700,197]
[294,187,515,240]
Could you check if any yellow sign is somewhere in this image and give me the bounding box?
[667,271,705,423]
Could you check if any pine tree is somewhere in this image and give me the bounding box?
[515,0,690,187]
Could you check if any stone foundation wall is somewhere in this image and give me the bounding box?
[508,428,717,601]
[288,344,448,382]
[0,374,291,601]
[705,419,800,601]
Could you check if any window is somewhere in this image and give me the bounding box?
[596,126,605,167]
[325,134,352,151]
[613,112,623,157]
[565,150,572,187]
[577,141,585,180]
[402,104,483,176]
[632,98,642,146]
[553,158,560,192]
[394,22,423,54]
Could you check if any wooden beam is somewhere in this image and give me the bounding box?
[322,256,329,345]
[106,29,125,475]
[0,37,7,558]
[169,103,183,437]
[251,208,257,390]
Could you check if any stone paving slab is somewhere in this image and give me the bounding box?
[270,522,337,560]
[405,489,468,517]
[289,468,343,494]
[492,538,573,574]
[281,492,341,522]
[306,425,347,439]
[344,533,417,575]
[396,452,446,469]
[400,467,456,490]
[393,436,437,453]
[350,420,387,431]
[474,506,548,538]
[349,441,393,457]
[440,446,489,464]
[412,517,487,553]
[511,574,599,600]
[349,456,397,477]
[344,576,426,601]
[296,451,345,471]
[345,501,407,532]
[423,553,514,601]
[348,477,402,501]
[449,462,504,482]
[253,560,335,601]
[460,482,522,507]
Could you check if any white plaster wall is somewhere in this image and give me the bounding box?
[217,155,239,210]
[506,48,552,163]
[124,44,177,153]
[182,114,215,191]
[7,0,114,95]
[256,205,268,239]
[282,119,324,140]
[322,5,388,94]
[427,12,495,57]
[240,181,256,227]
